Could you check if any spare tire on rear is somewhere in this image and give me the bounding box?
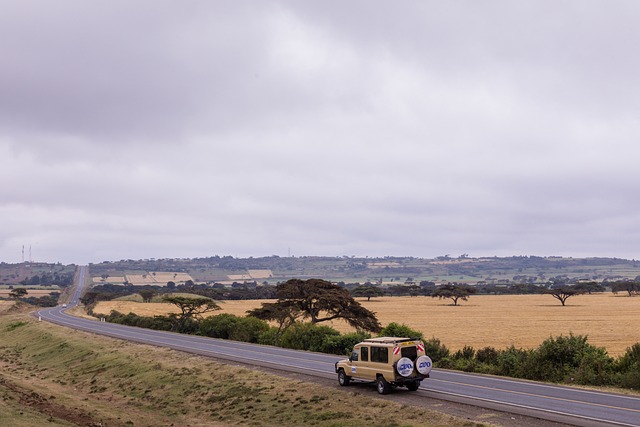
[416,355,433,375]
[395,357,414,377]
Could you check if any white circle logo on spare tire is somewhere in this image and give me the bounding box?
[396,357,414,377]
[416,355,432,375]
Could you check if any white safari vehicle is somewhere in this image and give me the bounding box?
[335,337,432,394]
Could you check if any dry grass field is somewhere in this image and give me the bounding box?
[92,276,126,284]
[149,272,193,283]
[0,289,57,298]
[93,272,195,285]
[0,300,15,312]
[93,294,640,357]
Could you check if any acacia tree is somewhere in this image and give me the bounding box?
[431,283,476,306]
[9,288,28,299]
[247,278,381,333]
[546,286,584,306]
[163,296,220,332]
[351,285,385,301]
[138,289,157,303]
[610,281,640,296]
[573,281,605,295]
[246,302,299,335]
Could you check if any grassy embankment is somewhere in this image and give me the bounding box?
[0,302,489,427]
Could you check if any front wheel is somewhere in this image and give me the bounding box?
[376,376,391,394]
[338,369,351,386]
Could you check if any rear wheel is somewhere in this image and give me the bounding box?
[376,376,391,394]
[338,369,351,386]
[406,381,420,391]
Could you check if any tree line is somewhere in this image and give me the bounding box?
[1,287,61,307]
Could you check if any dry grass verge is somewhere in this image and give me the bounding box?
[0,312,491,427]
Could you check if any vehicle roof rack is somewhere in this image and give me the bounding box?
[363,337,420,344]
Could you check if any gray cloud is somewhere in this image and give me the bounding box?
[2,1,640,264]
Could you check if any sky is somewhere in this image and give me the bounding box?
[2,1,640,265]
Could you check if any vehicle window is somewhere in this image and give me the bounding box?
[351,351,359,361]
[370,346,389,364]
[361,346,369,362]
[401,346,418,360]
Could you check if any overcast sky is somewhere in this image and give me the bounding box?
[2,1,640,265]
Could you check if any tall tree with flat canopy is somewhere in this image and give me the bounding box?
[163,296,220,332]
[351,285,385,301]
[546,286,584,306]
[247,278,382,333]
[431,283,476,306]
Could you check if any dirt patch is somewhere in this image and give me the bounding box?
[0,377,101,426]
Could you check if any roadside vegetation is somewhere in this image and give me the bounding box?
[84,280,640,392]
[0,307,484,427]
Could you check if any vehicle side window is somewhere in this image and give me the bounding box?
[350,350,359,361]
[401,346,418,360]
[370,346,389,364]
[361,346,369,362]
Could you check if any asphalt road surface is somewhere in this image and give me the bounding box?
[37,266,640,427]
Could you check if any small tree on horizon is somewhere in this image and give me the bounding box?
[431,283,476,306]
[546,286,584,306]
[9,288,28,299]
[138,289,157,303]
[351,285,385,301]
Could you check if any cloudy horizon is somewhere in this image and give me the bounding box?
[2,1,640,265]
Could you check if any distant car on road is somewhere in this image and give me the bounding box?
[62,304,68,308]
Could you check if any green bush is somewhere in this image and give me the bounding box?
[617,343,640,372]
[105,311,174,331]
[258,327,280,346]
[229,316,270,343]
[530,334,611,383]
[199,313,239,339]
[320,331,370,355]
[199,314,269,343]
[616,343,640,389]
[572,346,615,385]
[453,345,475,360]
[423,337,450,362]
[476,346,499,365]
[279,323,340,352]
[448,357,478,372]
[379,322,423,340]
[495,346,533,378]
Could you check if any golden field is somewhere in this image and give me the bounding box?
[0,300,14,312]
[0,289,56,297]
[93,294,640,357]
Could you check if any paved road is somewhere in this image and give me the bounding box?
[37,266,640,427]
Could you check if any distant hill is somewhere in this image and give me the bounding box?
[87,255,640,286]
